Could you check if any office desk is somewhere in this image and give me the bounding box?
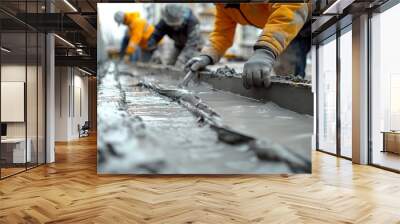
[1,138,31,163]
[382,131,400,155]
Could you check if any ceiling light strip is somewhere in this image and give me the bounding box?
[78,67,92,76]
[1,47,11,53]
[63,0,78,12]
[54,34,75,48]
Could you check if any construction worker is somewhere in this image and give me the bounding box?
[275,20,311,79]
[147,4,204,69]
[114,11,157,62]
[185,3,310,88]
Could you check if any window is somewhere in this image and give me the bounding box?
[317,36,337,154]
[339,28,352,158]
[370,3,400,171]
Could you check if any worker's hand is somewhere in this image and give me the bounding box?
[147,38,158,50]
[243,49,276,89]
[185,55,212,72]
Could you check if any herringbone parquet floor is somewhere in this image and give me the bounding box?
[1,134,400,224]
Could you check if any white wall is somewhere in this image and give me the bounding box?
[1,65,26,81]
[55,66,69,141]
[55,67,89,141]
[1,65,32,138]
[1,82,25,122]
[1,63,46,164]
[72,73,89,138]
[1,65,26,141]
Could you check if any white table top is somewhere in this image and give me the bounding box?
[1,138,28,143]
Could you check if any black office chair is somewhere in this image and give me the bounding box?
[79,121,90,138]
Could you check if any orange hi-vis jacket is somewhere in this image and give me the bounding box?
[124,12,155,55]
[201,3,309,63]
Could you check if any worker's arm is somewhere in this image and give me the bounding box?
[201,4,237,64]
[243,3,309,89]
[254,3,309,57]
[183,14,202,50]
[147,20,167,49]
[126,20,145,55]
[186,5,237,72]
[176,18,203,67]
[119,32,130,60]
[176,26,202,68]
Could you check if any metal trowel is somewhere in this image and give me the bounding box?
[178,70,197,88]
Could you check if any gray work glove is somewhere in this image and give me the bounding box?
[243,49,276,89]
[185,55,212,72]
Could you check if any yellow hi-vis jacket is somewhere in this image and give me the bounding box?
[201,3,309,63]
[124,12,155,55]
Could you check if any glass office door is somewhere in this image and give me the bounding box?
[370,3,400,172]
[316,26,353,160]
[1,31,28,178]
[317,36,337,154]
[339,28,353,158]
[0,1,47,179]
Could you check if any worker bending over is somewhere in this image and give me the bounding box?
[114,11,158,62]
[185,3,309,88]
[147,4,204,68]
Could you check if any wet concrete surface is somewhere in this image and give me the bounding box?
[98,61,312,174]
[136,66,312,161]
[123,63,314,115]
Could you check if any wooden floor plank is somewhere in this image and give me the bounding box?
[0,134,399,223]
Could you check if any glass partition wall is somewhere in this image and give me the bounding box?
[370,3,400,172]
[316,26,353,159]
[317,35,337,155]
[0,31,28,177]
[0,1,46,179]
[339,27,352,159]
[315,0,400,172]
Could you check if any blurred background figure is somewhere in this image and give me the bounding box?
[147,4,204,69]
[99,3,311,79]
[114,11,159,63]
[274,20,311,79]
[185,3,310,88]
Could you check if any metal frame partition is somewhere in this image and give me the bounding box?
[367,0,400,173]
[314,19,353,161]
[0,22,2,179]
[0,0,47,180]
[315,0,400,173]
